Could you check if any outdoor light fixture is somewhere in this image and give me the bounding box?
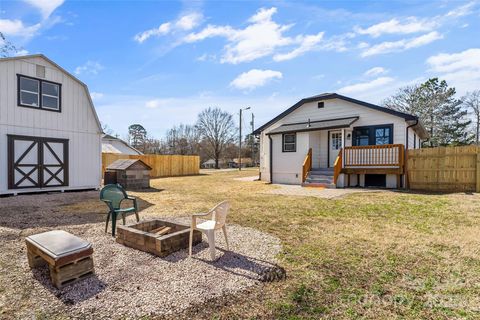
[347,133,351,140]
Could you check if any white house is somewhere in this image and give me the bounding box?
[102,134,143,155]
[253,93,428,188]
[0,54,102,195]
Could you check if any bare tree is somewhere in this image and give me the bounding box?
[0,32,17,57]
[196,107,237,169]
[165,124,200,155]
[463,90,480,145]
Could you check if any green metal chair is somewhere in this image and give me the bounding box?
[100,184,139,237]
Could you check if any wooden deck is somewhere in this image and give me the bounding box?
[334,144,405,184]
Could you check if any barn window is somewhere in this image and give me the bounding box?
[41,82,60,110]
[19,76,40,107]
[282,133,296,152]
[18,75,61,112]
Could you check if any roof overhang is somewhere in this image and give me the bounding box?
[266,116,359,135]
[407,119,429,140]
[253,93,417,135]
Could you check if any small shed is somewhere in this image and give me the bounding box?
[105,159,151,190]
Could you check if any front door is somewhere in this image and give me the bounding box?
[329,131,342,167]
[8,135,69,189]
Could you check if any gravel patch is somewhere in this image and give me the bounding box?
[0,192,282,319]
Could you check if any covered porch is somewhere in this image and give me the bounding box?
[268,117,405,188]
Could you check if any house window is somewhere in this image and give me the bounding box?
[331,132,342,150]
[353,124,393,146]
[282,133,296,152]
[318,102,324,108]
[18,75,61,112]
[374,127,391,145]
[354,128,370,146]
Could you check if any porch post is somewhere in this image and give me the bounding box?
[341,128,345,167]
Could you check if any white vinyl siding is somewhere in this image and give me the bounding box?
[258,98,419,184]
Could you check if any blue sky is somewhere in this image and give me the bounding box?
[1,0,479,139]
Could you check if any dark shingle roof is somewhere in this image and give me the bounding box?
[253,93,419,135]
[106,159,151,170]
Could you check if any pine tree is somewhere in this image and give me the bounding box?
[383,78,472,146]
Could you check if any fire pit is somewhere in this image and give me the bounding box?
[116,220,202,257]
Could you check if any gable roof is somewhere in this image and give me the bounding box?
[253,93,418,135]
[102,134,144,155]
[106,159,152,170]
[0,54,103,133]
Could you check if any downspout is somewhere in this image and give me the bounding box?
[268,135,273,183]
[405,119,419,189]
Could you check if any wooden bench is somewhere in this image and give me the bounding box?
[25,230,94,289]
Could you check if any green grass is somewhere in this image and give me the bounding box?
[133,169,480,319]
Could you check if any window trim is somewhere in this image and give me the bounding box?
[282,133,296,152]
[352,124,394,146]
[17,74,62,112]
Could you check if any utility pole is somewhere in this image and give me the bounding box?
[239,107,250,171]
[250,113,255,166]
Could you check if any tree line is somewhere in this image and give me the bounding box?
[124,108,257,169]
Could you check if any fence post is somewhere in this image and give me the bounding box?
[476,147,480,193]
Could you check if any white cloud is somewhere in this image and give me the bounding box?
[446,1,476,18]
[338,77,395,95]
[184,7,342,64]
[364,67,388,77]
[23,0,64,19]
[90,92,104,100]
[426,48,480,95]
[0,19,42,37]
[134,23,171,43]
[74,61,104,75]
[175,12,203,30]
[134,12,203,43]
[0,0,64,41]
[230,69,282,90]
[355,17,437,37]
[361,31,443,57]
[273,32,324,61]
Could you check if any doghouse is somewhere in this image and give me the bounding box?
[105,159,151,190]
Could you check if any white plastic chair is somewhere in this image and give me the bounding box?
[189,201,230,260]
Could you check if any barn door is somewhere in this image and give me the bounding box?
[8,135,68,189]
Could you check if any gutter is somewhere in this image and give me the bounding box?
[268,135,273,183]
[404,119,419,189]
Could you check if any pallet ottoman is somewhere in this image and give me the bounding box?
[25,230,94,289]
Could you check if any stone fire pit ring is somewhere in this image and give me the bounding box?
[116,220,202,257]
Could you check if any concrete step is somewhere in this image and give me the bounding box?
[301,182,336,188]
[308,174,334,179]
[306,178,334,184]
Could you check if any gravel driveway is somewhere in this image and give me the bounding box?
[0,191,282,319]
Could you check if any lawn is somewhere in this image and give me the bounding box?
[2,169,480,319]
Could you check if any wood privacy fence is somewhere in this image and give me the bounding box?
[407,145,480,192]
[102,153,200,178]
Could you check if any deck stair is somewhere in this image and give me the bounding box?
[302,168,336,188]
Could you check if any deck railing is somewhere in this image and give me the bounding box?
[333,149,343,184]
[343,144,404,167]
[302,148,312,182]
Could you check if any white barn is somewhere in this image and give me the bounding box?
[0,54,102,195]
[253,93,428,188]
